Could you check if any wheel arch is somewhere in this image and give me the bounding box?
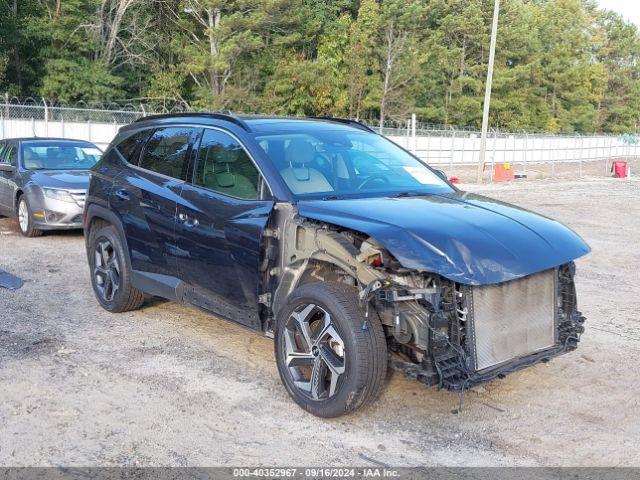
[272,258,356,318]
[14,189,24,211]
[84,203,131,268]
[270,221,384,320]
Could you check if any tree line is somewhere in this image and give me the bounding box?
[1,0,640,133]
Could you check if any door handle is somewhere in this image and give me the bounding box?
[178,212,199,228]
[114,189,130,201]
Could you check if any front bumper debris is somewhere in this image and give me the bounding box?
[391,309,585,391]
[383,263,586,391]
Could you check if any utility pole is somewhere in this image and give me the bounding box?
[477,0,500,184]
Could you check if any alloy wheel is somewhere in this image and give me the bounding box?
[18,199,29,233]
[94,239,120,302]
[283,303,346,400]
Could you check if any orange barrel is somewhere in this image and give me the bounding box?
[494,163,514,182]
[612,160,628,178]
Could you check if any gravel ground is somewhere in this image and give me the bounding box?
[0,177,638,467]
[442,157,639,183]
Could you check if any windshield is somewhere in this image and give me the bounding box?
[21,142,102,171]
[255,130,452,199]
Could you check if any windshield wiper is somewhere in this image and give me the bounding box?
[392,191,423,198]
[321,194,342,201]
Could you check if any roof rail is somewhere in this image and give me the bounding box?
[134,112,251,132]
[310,116,376,133]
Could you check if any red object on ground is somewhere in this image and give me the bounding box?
[612,160,628,178]
[449,176,460,184]
[494,163,514,182]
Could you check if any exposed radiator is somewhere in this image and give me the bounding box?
[471,269,557,371]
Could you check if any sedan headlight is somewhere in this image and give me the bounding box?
[43,188,75,203]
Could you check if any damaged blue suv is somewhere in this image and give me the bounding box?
[84,114,590,417]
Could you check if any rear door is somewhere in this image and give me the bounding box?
[110,126,199,285]
[175,128,275,329]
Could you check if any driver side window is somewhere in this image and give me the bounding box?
[194,129,260,200]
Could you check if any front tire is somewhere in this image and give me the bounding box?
[88,224,144,312]
[275,282,387,417]
[17,196,43,237]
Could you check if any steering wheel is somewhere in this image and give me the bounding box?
[357,174,391,190]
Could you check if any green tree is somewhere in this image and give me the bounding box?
[263,55,336,115]
[537,0,605,132]
[489,0,549,130]
[40,58,123,103]
[595,9,640,133]
[346,0,380,119]
[416,0,488,126]
[0,0,44,95]
[1,0,640,134]
[171,0,303,109]
[378,0,425,125]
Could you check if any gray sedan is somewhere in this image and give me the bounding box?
[0,138,102,237]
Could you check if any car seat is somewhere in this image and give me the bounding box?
[280,139,333,194]
[22,148,43,169]
[201,146,257,199]
[46,147,72,169]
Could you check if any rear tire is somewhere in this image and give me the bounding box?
[17,196,43,237]
[88,224,144,312]
[275,281,387,417]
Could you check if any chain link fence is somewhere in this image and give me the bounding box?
[1,97,638,182]
[0,97,148,148]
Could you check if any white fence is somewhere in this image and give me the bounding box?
[388,130,639,169]
[0,117,121,149]
[1,100,639,177]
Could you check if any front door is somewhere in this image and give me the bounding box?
[176,128,274,329]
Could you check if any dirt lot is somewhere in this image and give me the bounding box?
[0,178,639,467]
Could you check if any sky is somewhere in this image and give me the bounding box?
[598,0,640,27]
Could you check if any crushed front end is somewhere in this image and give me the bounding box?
[368,260,586,391]
[265,210,587,393]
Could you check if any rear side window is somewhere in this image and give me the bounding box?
[116,129,152,164]
[139,127,195,180]
[193,129,260,199]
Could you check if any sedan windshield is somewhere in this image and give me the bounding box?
[255,129,453,199]
[21,141,102,171]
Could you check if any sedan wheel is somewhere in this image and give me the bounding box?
[16,197,42,237]
[18,200,28,232]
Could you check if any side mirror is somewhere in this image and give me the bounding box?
[434,169,447,181]
[0,163,15,172]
